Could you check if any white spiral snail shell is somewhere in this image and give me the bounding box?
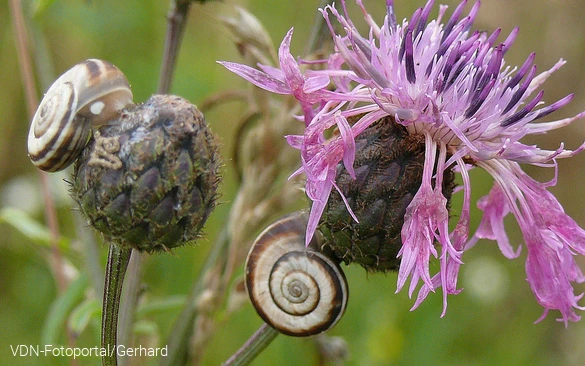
[245,212,348,337]
[28,59,133,172]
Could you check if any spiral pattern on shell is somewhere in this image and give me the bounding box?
[28,59,133,172]
[245,212,348,337]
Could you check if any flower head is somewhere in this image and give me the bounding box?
[220,0,585,325]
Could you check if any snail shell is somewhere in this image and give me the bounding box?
[245,212,348,337]
[28,59,133,172]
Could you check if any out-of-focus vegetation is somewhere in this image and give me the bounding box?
[1,0,585,365]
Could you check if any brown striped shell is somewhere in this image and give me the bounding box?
[245,212,349,337]
[28,59,133,172]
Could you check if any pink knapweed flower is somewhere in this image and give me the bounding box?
[220,0,585,325]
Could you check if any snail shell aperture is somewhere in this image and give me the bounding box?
[28,59,133,172]
[245,212,349,337]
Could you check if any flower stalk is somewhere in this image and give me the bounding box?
[101,246,132,366]
[158,0,192,94]
[222,324,279,366]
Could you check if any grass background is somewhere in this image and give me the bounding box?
[1,0,585,365]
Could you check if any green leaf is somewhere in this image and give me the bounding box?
[68,298,101,336]
[41,274,89,345]
[0,207,70,251]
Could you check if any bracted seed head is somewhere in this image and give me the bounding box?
[320,116,455,272]
[72,94,222,252]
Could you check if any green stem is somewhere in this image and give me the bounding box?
[222,324,279,366]
[101,245,133,366]
[157,0,192,94]
[304,0,335,55]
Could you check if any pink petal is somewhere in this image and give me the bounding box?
[218,61,290,94]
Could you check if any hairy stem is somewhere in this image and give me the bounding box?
[101,246,132,366]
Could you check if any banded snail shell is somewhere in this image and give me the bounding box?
[28,59,133,172]
[245,212,348,337]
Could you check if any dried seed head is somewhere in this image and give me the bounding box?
[72,95,222,252]
[220,6,275,65]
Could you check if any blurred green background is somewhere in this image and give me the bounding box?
[2,0,585,365]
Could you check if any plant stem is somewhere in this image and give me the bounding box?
[157,0,192,94]
[304,0,335,55]
[10,0,37,116]
[222,324,279,366]
[101,245,132,366]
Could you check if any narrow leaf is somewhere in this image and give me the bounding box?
[0,207,70,251]
[41,274,89,345]
[69,298,101,336]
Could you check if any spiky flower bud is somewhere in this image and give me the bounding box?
[319,117,455,272]
[72,95,221,252]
